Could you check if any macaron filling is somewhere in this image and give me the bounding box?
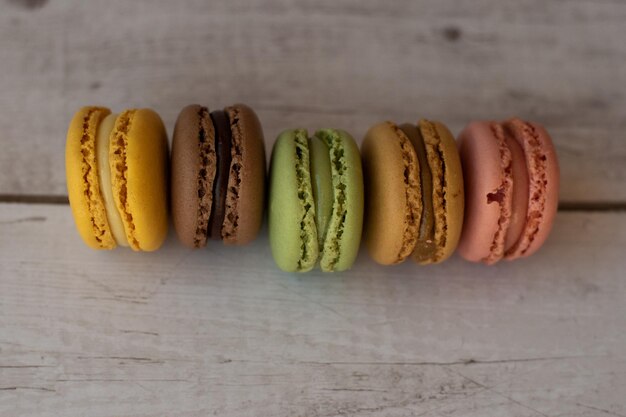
[314,129,349,272]
[401,123,435,263]
[389,122,421,263]
[109,110,141,250]
[308,135,333,248]
[503,133,529,251]
[96,113,128,247]
[192,106,216,248]
[422,120,457,263]
[293,129,318,271]
[209,110,233,240]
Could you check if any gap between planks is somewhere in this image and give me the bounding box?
[1,194,626,212]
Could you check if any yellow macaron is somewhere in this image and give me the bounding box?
[66,106,168,251]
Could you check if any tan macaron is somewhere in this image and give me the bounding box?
[361,119,464,265]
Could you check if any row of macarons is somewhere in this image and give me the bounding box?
[66,104,559,272]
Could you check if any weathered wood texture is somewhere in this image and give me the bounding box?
[1,0,625,202]
[2,1,626,415]
[1,203,625,416]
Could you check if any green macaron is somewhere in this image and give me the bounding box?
[269,128,364,272]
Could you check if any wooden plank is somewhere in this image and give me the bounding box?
[0,203,625,416]
[1,0,625,202]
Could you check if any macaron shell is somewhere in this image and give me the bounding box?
[66,106,115,250]
[505,121,560,259]
[269,129,319,272]
[222,104,266,245]
[171,105,216,248]
[361,121,421,265]
[315,129,364,272]
[503,135,529,251]
[110,109,168,251]
[456,121,506,263]
[420,120,464,263]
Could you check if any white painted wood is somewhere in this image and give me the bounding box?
[0,203,625,416]
[0,0,625,201]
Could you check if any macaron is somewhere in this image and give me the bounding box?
[457,118,559,264]
[171,104,266,247]
[66,106,169,251]
[361,120,464,265]
[269,128,364,272]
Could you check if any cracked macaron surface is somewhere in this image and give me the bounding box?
[171,105,216,248]
[222,104,266,245]
[66,107,169,251]
[270,129,318,272]
[418,120,464,264]
[457,118,559,264]
[269,128,363,273]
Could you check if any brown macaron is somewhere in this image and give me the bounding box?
[171,104,266,248]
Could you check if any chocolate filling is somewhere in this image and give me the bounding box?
[209,110,232,239]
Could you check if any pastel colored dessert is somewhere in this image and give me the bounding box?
[269,129,364,272]
[66,107,168,251]
[171,104,266,247]
[457,118,560,264]
[361,120,464,265]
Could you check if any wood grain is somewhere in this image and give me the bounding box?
[1,203,625,416]
[0,0,625,202]
[2,1,626,415]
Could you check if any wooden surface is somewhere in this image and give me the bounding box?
[1,205,626,416]
[1,0,626,203]
[1,0,626,416]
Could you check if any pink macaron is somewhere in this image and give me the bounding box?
[457,118,560,264]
